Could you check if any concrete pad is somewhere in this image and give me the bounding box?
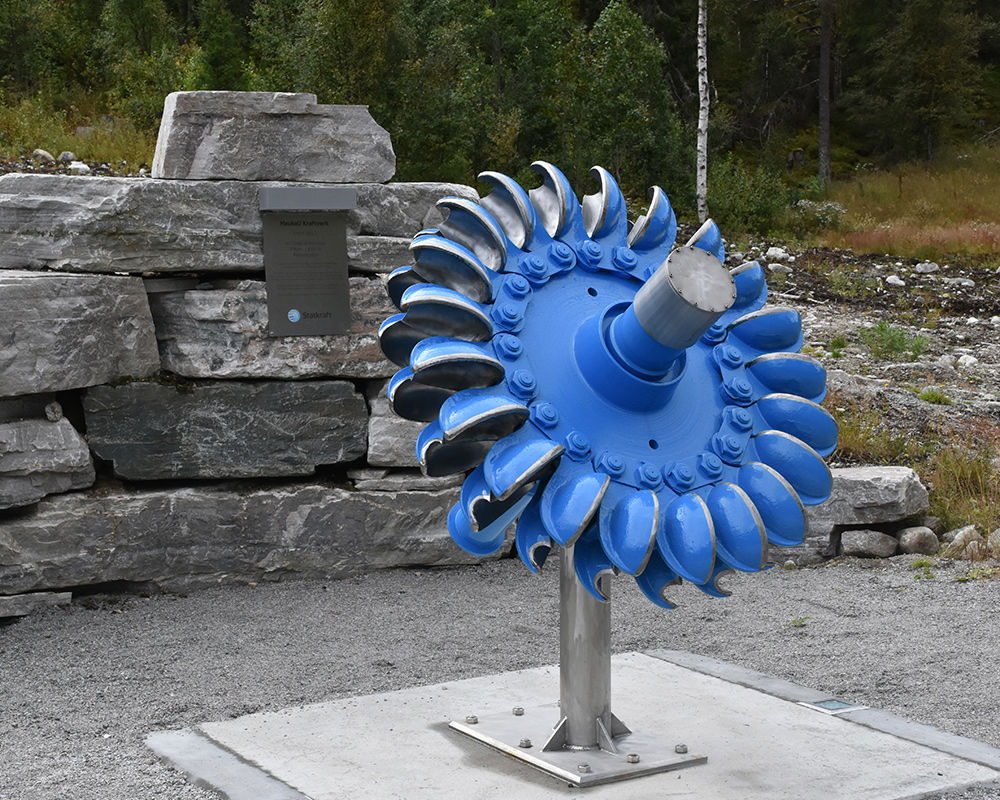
[157,652,1000,799]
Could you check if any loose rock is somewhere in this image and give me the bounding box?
[897,526,940,556]
[0,418,95,509]
[841,529,899,558]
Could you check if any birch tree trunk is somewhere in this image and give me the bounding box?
[696,0,709,222]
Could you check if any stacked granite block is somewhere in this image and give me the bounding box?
[0,92,483,615]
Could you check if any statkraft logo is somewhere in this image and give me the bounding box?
[287,309,301,323]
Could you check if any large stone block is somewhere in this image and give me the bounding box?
[83,380,366,480]
[366,381,422,467]
[148,278,395,379]
[0,174,476,274]
[806,466,929,528]
[0,418,95,509]
[152,92,396,183]
[0,271,159,396]
[0,484,483,594]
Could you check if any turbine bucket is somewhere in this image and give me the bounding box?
[582,166,627,242]
[528,161,578,238]
[598,487,659,576]
[746,353,827,403]
[752,430,833,505]
[515,495,552,573]
[728,307,804,354]
[385,265,424,309]
[539,459,609,547]
[478,171,537,250]
[438,388,529,442]
[737,462,807,547]
[409,338,505,389]
[729,261,768,309]
[410,234,495,302]
[705,483,766,572]
[656,493,717,586]
[482,425,564,501]
[436,196,508,272]
[634,550,681,609]
[626,185,677,258]
[387,368,453,422]
[399,283,493,341]
[754,393,838,457]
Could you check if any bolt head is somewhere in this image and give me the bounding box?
[675,743,688,754]
[577,763,592,774]
[637,462,662,488]
[720,345,743,368]
[494,334,522,360]
[505,274,530,298]
[702,322,728,344]
[531,402,559,429]
[597,450,625,478]
[565,431,591,459]
[664,462,695,490]
[465,715,478,725]
[512,706,524,716]
[723,377,753,403]
[626,753,640,764]
[519,738,532,749]
[509,369,537,400]
[549,242,575,267]
[697,451,724,479]
[578,241,603,270]
[612,246,638,271]
[731,408,754,431]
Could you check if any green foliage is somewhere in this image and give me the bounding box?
[919,388,954,405]
[190,0,247,89]
[858,320,928,361]
[707,155,789,234]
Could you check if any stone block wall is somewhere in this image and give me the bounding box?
[0,92,486,613]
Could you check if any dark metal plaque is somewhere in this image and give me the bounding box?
[259,187,356,337]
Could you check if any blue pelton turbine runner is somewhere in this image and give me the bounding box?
[378,162,836,786]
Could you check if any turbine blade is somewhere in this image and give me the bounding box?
[459,463,537,533]
[573,532,614,602]
[728,307,804,354]
[746,353,827,403]
[387,368,453,422]
[418,420,493,477]
[410,234,495,303]
[386,265,423,309]
[438,387,529,441]
[730,261,767,309]
[515,494,552,574]
[656,493,717,585]
[529,161,578,238]
[706,482,766,572]
[582,166,627,242]
[598,486,659,575]
[753,430,833,505]
[400,283,493,342]
[538,458,610,547]
[685,218,726,263]
[755,393,838,457]
[694,562,735,598]
[436,196,508,272]
[482,425,564,501]
[478,171,537,250]
[737,462,806,547]
[378,313,423,367]
[627,185,677,257]
[634,550,681,609]
[409,337,505,390]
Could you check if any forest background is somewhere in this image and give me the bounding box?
[1,0,999,250]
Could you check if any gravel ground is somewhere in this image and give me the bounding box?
[2,555,999,800]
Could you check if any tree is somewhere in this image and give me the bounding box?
[817,0,833,183]
[841,0,981,161]
[696,0,709,221]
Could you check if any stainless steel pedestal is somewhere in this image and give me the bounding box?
[450,546,706,786]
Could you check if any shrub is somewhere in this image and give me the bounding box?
[707,155,790,235]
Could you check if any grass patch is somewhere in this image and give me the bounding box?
[829,334,848,358]
[926,439,1000,535]
[817,144,1000,261]
[824,390,932,465]
[858,320,928,360]
[0,95,155,168]
[918,388,953,405]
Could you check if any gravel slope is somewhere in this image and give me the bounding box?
[2,555,999,800]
